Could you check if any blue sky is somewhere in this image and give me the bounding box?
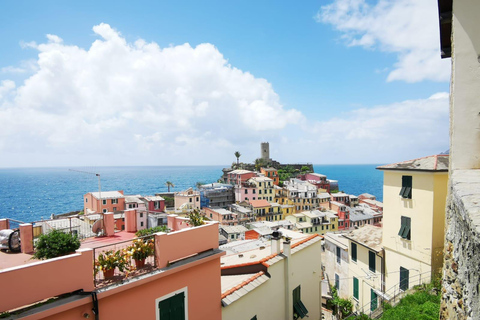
[0,0,450,167]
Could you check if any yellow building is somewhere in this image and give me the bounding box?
[248,177,275,202]
[249,199,283,222]
[377,155,448,293]
[285,210,338,235]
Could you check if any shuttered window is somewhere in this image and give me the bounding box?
[400,267,409,291]
[398,216,411,240]
[351,243,357,262]
[369,251,376,273]
[158,292,185,320]
[353,277,359,300]
[293,285,308,319]
[400,176,412,199]
[336,246,341,264]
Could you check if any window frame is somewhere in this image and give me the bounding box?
[398,216,411,240]
[351,243,357,262]
[400,175,412,199]
[336,246,341,264]
[400,267,409,291]
[353,277,359,300]
[369,251,376,273]
[155,287,188,320]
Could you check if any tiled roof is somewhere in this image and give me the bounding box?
[221,271,270,306]
[89,191,124,199]
[249,199,271,208]
[377,154,449,171]
[344,225,383,252]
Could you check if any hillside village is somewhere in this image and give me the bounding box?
[1,1,480,319]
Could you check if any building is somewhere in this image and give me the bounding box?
[299,172,331,192]
[286,210,338,235]
[174,188,201,211]
[436,1,480,316]
[204,207,238,226]
[330,201,350,230]
[249,199,283,222]
[226,169,257,186]
[284,178,319,212]
[324,233,350,299]
[142,195,165,213]
[249,176,275,202]
[83,190,125,214]
[0,216,225,319]
[221,232,322,320]
[229,203,255,226]
[377,155,448,294]
[344,225,384,315]
[260,167,279,185]
[219,225,248,242]
[199,183,235,208]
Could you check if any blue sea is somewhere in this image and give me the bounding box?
[0,165,384,224]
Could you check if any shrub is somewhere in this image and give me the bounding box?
[33,229,80,260]
[135,225,169,237]
[188,209,205,227]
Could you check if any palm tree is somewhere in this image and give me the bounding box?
[165,181,175,192]
[234,151,241,166]
[196,181,204,190]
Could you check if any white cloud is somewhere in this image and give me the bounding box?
[0,24,303,167]
[301,92,449,163]
[317,0,451,83]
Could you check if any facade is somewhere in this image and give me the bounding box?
[331,201,350,230]
[324,233,350,299]
[199,183,234,208]
[344,225,384,314]
[221,233,322,320]
[229,203,255,225]
[378,155,448,293]
[219,225,248,242]
[84,190,125,214]
[249,199,283,222]
[437,1,480,317]
[260,167,279,185]
[249,176,275,201]
[204,207,238,226]
[226,169,257,185]
[287,210,338,235]
[299,172,331,192]
[143,195,165,213]
[285,179,320,212]
[174,188,201,211]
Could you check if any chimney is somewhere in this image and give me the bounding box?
[271,230,282,255]
[283,239,291,257]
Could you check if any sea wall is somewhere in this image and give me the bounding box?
[441,170,480,319]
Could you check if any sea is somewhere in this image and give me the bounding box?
[0,164,384,224]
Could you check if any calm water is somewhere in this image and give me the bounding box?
[0,164,384,223]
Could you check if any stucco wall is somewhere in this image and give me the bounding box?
[441,170,480,319]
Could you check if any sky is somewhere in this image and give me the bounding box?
[0,0,450,167]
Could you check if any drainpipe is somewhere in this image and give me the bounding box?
[283,239,292,320]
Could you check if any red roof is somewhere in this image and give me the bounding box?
[249,199,270,208]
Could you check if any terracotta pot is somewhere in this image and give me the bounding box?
[103,268,115,279]
[135,259,146,268]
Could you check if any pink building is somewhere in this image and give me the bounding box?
[0,218,224,320]
[143,195,166,213]
[234,183,257,202]
[204,207,238,226]
[174,188,200,210]
[226,169,257,185]
[84,190,125,214]
[299,173,331,192]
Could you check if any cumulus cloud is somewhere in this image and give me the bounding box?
[0,24,304,166]
[317,0,451,83]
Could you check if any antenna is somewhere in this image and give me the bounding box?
[69,169,104,233]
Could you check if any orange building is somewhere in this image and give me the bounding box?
[260,167,279,185]
[84,190,125,214]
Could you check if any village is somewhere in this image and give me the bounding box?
[0,142,449,319]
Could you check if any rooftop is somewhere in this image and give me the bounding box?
[324,233,349,250]
[89,191,124,200]
[249,199,271,208]
[220,225,248,234]
[221,271,270,306]
[142,195,165,202]
[344,224,383,253]
[377,154,449,172]
[124,195,145,204]
[229,169,254,175]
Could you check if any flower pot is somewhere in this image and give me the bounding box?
[103,268,115,279]
[135,259,146,268]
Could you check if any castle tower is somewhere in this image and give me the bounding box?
[260,142,270,161]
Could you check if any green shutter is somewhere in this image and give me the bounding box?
[158,292,185,320]
[351,243,357,262]
[370,289,378,311]
[401,176,412,199]
[369,251,376,273]
[353,277,359,299]
[400,267,409,291]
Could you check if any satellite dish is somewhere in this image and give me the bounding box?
[92,220,104,235]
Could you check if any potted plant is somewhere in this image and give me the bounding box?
[126,238,155,268]
[187,209,205,227]
[95,249,129,279]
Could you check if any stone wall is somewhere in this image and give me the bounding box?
[441,170,480,319]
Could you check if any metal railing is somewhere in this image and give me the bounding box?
[93,234,157,288]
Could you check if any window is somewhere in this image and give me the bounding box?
[400,267,409,291]
[102,209,107,213]
[245,189,248,194]
[336,246,341,264]
[335,274,340,289]
[156,289,187,320]
[259,182,262,187]
[196,197,199,202]
[326,225,329,230]
[102,199,107,205]
[259,190,262,194]
[141,221,144,227]
[351,243,357,262]
[189,198,192,203]
[293,285,308,319]
[398,216,411,240]
[353,277,359,300]
[111,199,118,204]
[113,207,117,211]
[370,289,378,311]
[253,190,256,194]
[140,212,143,218]
[85,198,88,203]
[369,251,376,273]
[400,175,412,199]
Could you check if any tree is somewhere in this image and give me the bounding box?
[165,181,175,192]
[33,229,81,260]
[254,157,267,171]
[328,286,353,319]
[234,151,241,166]
[187,209,205,227]
[196,181,204,190]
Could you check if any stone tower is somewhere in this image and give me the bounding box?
[260,142,270,161]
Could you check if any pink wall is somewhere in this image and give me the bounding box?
[148,200,165,213]
[125,209,137,233]
[156,222,219,268]
[0,218,9,230]
[44,256,223,320]
[19,223,34,254]
[84,191,126,214]
[0,249,94,312]
[167,214,191,231]
[104,212,115,236]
